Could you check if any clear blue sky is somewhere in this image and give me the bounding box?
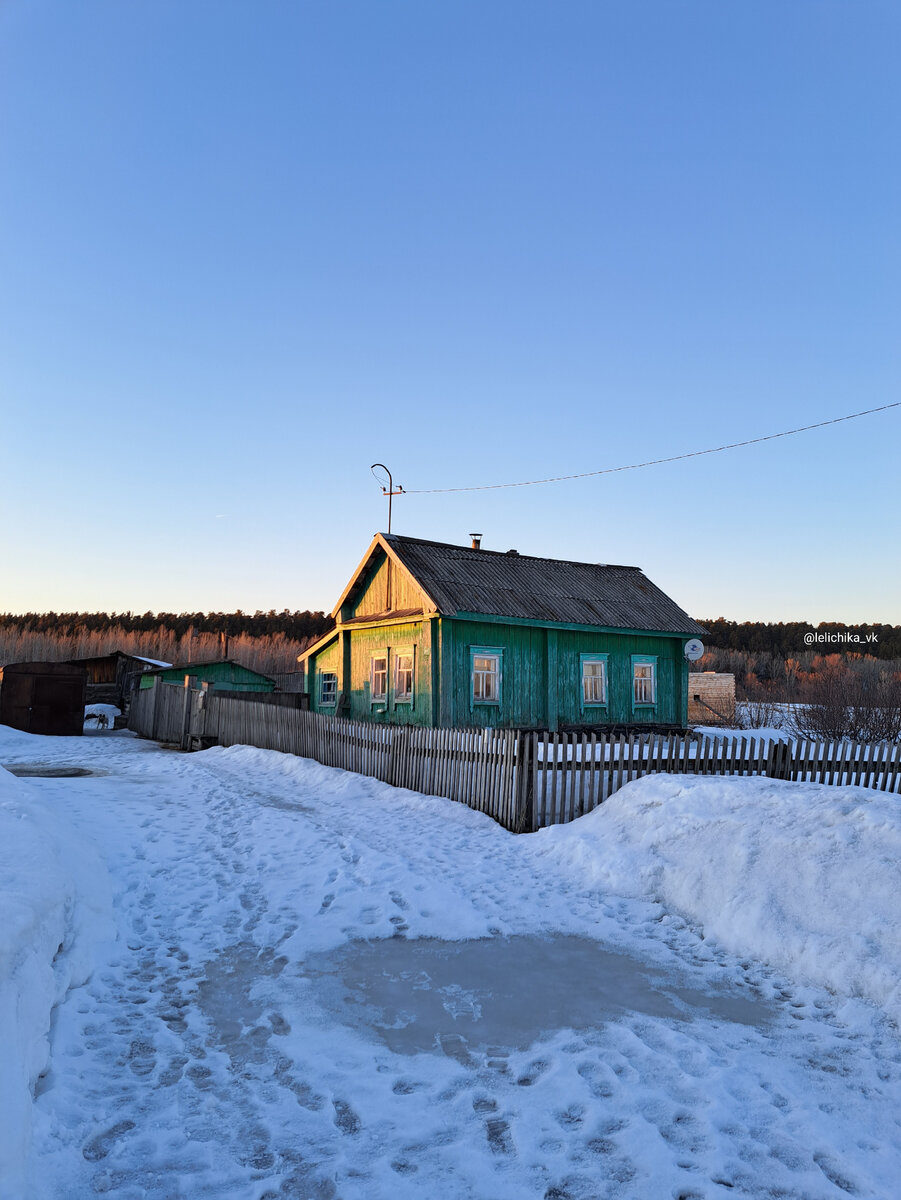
[1,1,898,624]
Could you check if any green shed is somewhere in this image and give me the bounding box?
[298,534,706,732]
[139,659,275,693]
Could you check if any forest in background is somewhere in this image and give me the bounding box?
[697,618,901,660]
[692,622,901,741]
[1,613,898,700]
[693,620,901,699]
[0,611,334,678]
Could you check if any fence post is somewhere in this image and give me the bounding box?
[514,731,534,833]
[765,739,792,780]
[180,675,192,751]
[146,677,160,740]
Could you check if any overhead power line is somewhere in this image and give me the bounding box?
[403,402,899,494]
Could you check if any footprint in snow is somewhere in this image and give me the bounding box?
[83,1120,136,1162]
[485,1117,514,1155]
[333,1099,361,1135]
[126,1039,156,1078]
[517,1058,550,1087]
[268,1011,291,1035]
[186,1062,213,1090]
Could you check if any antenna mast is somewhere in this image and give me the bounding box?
[370,463,404,533]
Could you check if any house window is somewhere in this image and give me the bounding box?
[632,657,657,706]
[394,650,414,703]
[471,646,502,706]
[370,654,388,703]
[581,654,608,707]
[320,672,337,706]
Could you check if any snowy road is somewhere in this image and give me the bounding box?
[3,729,901,1199]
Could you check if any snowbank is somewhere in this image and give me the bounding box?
[536,773,901,1024]
[0,766,112,1199]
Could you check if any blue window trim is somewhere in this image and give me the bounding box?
[631,654,657,709]
[470,645,503,709]
[579,653,609,711]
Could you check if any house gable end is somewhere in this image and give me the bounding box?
[330,534,440,623]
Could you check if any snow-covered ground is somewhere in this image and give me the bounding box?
[1,725,900,1199]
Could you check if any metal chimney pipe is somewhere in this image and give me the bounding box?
[470,533,482,550]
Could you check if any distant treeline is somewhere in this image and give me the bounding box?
[0,611,335,678]
[3,612,899,682]
[0,609,334,641]
[697,619,901,661]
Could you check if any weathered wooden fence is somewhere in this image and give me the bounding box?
[129,682,527,829]
[527,732,901,828]
[128,683,901,832]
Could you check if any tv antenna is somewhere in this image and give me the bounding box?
[371,463,404,534]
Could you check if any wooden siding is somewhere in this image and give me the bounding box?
[346,551,425,620]
[554,629,686,727]
[688,672,737,724]
[346,620,431,725]
[307,639,340,713]
[442,619,687,730]
[309,621,433,725]
[441,618,548,729]
[140,662,274,692]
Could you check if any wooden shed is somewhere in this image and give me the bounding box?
[139,659,276,694]
[298,533,706,732]
[0,661,87,736]
[66,651,164,708]
[688,672,737,725]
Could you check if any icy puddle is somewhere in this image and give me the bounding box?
[299,933,773,1055]
[4,763,98,777]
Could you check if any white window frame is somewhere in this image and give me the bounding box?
[580,653,608,709]
[632,656,657,707]
[319,672,338,707]
[470,646,503,707]
[370,653,388,704]
[394,647,414,705]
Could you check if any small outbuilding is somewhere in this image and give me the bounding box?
[688,672,736,725]
[0,661,87,736]
[298,533,706,732]
[66,651,165,709]
[139,659,276,694]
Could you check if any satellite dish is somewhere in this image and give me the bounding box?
[684,638,705,662]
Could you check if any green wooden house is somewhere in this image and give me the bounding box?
[298,534,705,731]
[139,659,275,693]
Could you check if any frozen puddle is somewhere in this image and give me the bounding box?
[4,763,97,777]
[299,934,772,1055]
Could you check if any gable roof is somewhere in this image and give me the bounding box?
[145,658,275,682]
[382,534,705,635]
[297,533,705,665]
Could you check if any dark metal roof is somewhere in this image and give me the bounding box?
[383,534,706,636]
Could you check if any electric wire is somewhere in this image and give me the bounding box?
[401,401,899,494]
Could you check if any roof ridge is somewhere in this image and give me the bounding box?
[382,533,640,572]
